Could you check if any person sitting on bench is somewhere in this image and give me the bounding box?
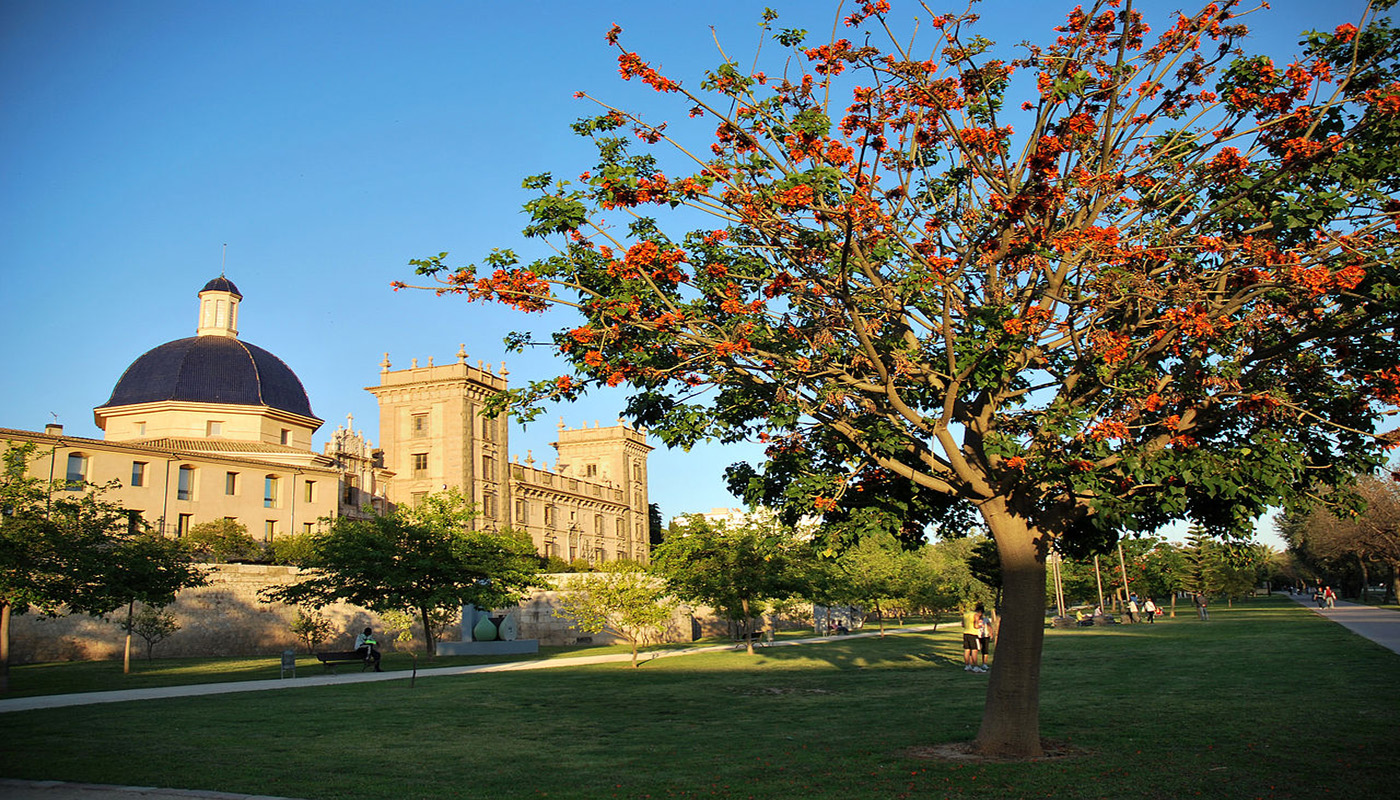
[354,626,382,672]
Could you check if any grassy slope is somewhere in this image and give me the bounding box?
[0,598,1394,799]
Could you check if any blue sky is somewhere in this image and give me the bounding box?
[0,0,1369,541]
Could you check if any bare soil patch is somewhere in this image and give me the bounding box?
[903,739,1089,763]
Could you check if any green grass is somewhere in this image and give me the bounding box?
[1,597,1395,799]
[0,620,948,699]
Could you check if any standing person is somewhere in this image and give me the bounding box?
[1126,596,1139,624]
[962,605,981,672]
[1143,597,1157,624]
[1194,592,1209,621]
[354,626,383,672]
[1323,586,1336,608]
[976,604,992,672]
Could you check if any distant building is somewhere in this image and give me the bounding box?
[3,277,650,564]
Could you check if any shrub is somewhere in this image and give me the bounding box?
[184,519,260,563]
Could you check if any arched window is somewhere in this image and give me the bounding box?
[177,465,196,501]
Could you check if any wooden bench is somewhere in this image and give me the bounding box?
[314,650,374,673]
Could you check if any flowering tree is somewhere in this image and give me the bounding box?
[407,1,1400,756]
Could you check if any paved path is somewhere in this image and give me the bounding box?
[1285,593,1400,655]
[0,626,935,800]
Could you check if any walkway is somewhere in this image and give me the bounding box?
[1285,593,1400,655]
[0,625,936,715]
[0,626,934,800]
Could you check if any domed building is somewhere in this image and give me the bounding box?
[95,277,324,464]
[1,278,389,540]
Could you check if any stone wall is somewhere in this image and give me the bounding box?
[7,564,400,663]
[7,567,760,663]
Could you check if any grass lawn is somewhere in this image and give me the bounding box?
[1,597,1394,799]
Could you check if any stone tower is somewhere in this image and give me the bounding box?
[367,347,511,529]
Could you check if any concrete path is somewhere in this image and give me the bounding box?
[1285,593,1400,655]
[0,625,936,715]
[0,626,936,800]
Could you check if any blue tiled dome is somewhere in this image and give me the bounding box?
[98,336,317,420]
[200,276,242,297]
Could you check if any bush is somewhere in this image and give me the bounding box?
[289,608,333,653]
[122,605,180,660]
[268,530,320,566]
[184,519,260,563]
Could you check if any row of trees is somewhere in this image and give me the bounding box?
[561,513,1284,669]
[1278,471,1400,602]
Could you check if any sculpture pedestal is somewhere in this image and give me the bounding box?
[435,639,540,657]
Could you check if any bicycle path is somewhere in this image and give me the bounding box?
[1285,593,1400,655]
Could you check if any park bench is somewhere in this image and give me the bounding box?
[314,650,375,673]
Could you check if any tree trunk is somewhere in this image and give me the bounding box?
[419,605,436,658]
[124,600,134,675]
[741,597,754,656]
[1389,561,1400,606]
[1,601,10,694]
[973,500,1046,758]
[1357,557,1370,604]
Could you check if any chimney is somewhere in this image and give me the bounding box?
[45,423,63,436]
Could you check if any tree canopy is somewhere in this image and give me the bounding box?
[407,0,1400,757]
[1,441,204,688]
[261,489,545,656]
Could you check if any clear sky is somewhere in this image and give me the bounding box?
[0,0,1369,543]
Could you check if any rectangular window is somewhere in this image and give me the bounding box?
[264,520,276,541]
[411,413,428,438]
[131,461,147,487]
[584,464,598,478]
[483,492,497,519]
[65,453,88,489]
[544,504,555,527]
[411,453,428,477]
[264,476,279,508]
[207,420,223,436]
[126,510,142,536]
[177,465,195,501]
[482,455,495,481]
[304,480,316,503]
[279,429,291,446]
[411,491,427,507]
[136,422,146,437]
[177,513,193,537]
[303,522,314,535]
[515,498,527,523]
[225,472,238,496]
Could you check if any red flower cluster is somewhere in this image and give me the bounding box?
[616,51,679,92]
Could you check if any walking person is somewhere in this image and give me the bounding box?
[1323,586,1336,608]
[1143,597,1157,624]
[1126,596,1139,624]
